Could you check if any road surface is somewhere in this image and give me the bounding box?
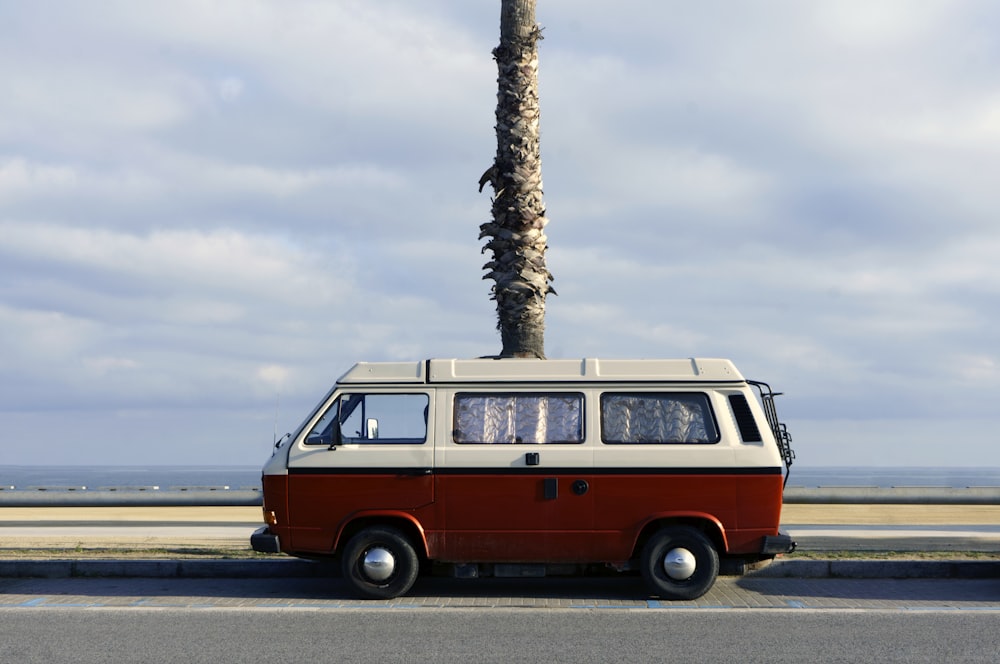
[1,576,999,663]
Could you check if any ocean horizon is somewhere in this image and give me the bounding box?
[3,464,1000,490]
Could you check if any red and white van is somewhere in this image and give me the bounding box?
[251,357,795,600]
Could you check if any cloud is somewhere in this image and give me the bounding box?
[0,157,79,194]
[0,222,339,303]
[217,77,245,103]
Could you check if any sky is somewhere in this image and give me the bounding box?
[1,0,998,469]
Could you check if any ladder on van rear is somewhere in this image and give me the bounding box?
[748,381,795,487]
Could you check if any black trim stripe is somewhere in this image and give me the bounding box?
[289,467,432,476]
[289,466,782,476]
[338,379,748,387]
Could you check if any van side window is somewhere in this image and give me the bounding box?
[454,393,584,444]
[728,394,763,442]
[601,393,719,444]
[305,393,428,445]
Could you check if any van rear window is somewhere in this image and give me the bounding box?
[601,393,719,444]
[728,393,763,442]
[453,393,584,444]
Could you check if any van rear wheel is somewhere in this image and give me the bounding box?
[341,526,419,599]
[641,526,719,600]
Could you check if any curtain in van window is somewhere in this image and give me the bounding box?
[454,394,583,444]
[602,393,718,444]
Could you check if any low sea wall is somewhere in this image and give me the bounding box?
[0,488,263,507]
[2,486,999,507]
[783,486,1000,505]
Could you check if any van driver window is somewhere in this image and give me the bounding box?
[305,393,428,445]
[453,393,584,444]
[602,393,720,444]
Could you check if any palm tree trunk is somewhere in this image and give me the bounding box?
[479,0,554,359]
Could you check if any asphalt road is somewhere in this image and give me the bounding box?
[2,600,999,663]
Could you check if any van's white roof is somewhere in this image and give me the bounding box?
[337,358,744,384]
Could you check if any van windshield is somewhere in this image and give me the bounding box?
[282,385,339,447]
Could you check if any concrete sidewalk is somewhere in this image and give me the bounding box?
[2,557,998,581]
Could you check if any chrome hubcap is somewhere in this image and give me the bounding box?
[663,547,696,580]
[362,546,396,582]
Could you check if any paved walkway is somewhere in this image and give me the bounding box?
[1,575,998,611]
[3,505,1000,551]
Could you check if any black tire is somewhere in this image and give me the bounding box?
[341,526,420,599]
[640,525,719,600]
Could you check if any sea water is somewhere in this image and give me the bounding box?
[2,465,999,490]
[1,465,262,491]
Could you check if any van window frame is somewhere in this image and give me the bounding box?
[303,391,430,446]
[600,391,721,445]
[452,391,586,445]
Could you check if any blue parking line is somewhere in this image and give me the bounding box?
[46,603,102,608]
[646,600,733,609]
[905,606,1000,612]
[255,603,391,609]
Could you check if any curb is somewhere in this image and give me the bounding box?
[749,559,1000,579]
[0,559,331,579]
[1,558,997,580]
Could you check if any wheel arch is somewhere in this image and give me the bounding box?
[631,513,728,560]
[334,512,429,559]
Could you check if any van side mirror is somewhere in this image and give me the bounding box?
[366,418,379,440]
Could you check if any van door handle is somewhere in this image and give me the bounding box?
[525,452,540,466]
[399,468,432,476]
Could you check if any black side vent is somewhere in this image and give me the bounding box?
[728,394,763,442]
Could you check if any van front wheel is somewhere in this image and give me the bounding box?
[341,526,419,599]
[641,526,719,600]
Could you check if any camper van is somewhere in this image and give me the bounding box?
[251,357,795,600]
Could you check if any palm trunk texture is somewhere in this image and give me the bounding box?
[479,0,554,359]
